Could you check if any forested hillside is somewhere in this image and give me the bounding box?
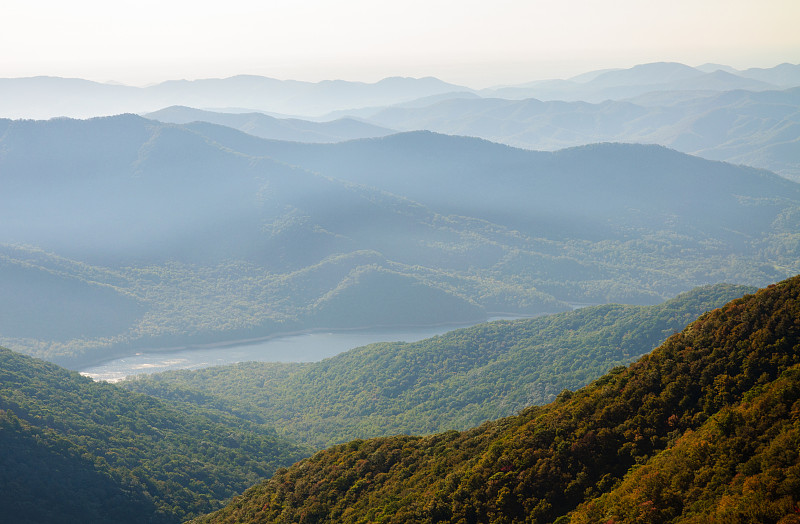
[192,275,800,524]
[124,283,752,448]
[0,348,307,523]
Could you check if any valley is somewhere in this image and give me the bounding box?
[121,283,753,449]
[1,57,799,523]
[1,108,798,367]
[0,279,766,522]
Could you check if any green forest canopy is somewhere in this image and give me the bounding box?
[0,348,308,523]
[124,283,753,449]
[192,275,800,524]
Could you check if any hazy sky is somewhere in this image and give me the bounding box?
[2,0,798,87]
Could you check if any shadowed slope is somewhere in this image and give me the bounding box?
[0,348,308,522]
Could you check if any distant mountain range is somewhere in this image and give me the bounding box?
[182,124,800,244]
[353,86,800,181]
[1,115,798,365]
[67,87,800,182]
[0,75,468,119]
[3,61,798,179]
[144,106,395,142]
[482,61,800,101]
[126,62,800,182]
[1,62,798,120]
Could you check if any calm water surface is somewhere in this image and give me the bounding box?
[79,319,521,382]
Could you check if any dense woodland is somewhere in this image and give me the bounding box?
[193,275,800,524]
[0,349,307,523]
[124,283,752,448]
[3,278,793,523]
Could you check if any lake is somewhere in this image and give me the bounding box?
[79,318,523,382]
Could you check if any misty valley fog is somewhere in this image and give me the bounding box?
[3,101,799,368]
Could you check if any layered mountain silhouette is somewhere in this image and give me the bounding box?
[3,58,800,524]
[341,87,800,181]
[0,75,468,119]
[482,62,800,101]
[1,114,799,365]
[145,106,396,142]
[1,62,798,120]
[185,124,800,243]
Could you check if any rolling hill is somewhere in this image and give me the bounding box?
[185,124,800,258]
[123,283,753,449]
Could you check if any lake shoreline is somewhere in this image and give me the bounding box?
[72,313,537,373]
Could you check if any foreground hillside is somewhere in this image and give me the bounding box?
[0,348,307,523]
[194,275,800,524]
[125,284,751,448]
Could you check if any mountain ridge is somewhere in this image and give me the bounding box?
[2,62,798,119]
[0,75,470,119]
[350,87,800,181]
[144,105,396,142]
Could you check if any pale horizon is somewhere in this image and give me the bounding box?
[2,0,798,89]
[6,57,800,91]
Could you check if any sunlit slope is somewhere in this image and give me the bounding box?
[124,283,752,449]
[192,275,800,524]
